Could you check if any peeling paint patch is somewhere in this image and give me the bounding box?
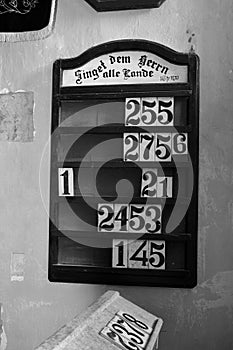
[198,225,209,281]
[228,201,233,229]
[0,91,35,142]
[10,253,25,282]
[229,69,233,82]
[194,271,233,312]
[186,28,197,52]
[199,148,218,218]
[17,300,52,311]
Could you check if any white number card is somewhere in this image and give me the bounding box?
[141,169,158,197]
[172,133,188,155]
[125,98,141,126]
[98,204,114,232]
[112,239,128,269]
[128,205,146,233]
[124,133,140,162]
[155,133,172,162]
[58,168,74,196]
[141,97,157,126]
[108,315,149,348]
[157,97,174,126]
[140,133,155,161]
[128,240,149,269]
[144,205,162,233]
[114,204,129,232]
[156,177,173,198]
[100,326,142,350]
[148,241,166,270]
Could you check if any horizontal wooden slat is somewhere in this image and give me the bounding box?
[51,229,191,241]
[51,264,190,279]
[55,125,192,134]
[58,86,192,98]
[55,160,190,168]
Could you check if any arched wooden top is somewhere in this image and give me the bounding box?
[59,39,194,70]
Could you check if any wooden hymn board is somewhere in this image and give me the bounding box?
[49,39,199,288]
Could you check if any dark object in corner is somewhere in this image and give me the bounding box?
[84,0,166,12]
[0,0,53,32]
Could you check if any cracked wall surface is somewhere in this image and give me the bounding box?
[0,92,34,142]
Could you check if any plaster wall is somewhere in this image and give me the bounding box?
[0,1,232,349]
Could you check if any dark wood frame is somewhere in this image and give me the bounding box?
[84,0,166,12]
[49,39,199,288]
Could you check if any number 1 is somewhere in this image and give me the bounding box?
[157,177,173,198]
[58,168,74,196]
[112,239,128,268]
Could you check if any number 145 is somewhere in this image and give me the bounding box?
[113,239,166,270]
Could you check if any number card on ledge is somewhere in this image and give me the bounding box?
[35,291,164,350]
[50,39,199,288]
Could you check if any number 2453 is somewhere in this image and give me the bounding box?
[98,204,162,233]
